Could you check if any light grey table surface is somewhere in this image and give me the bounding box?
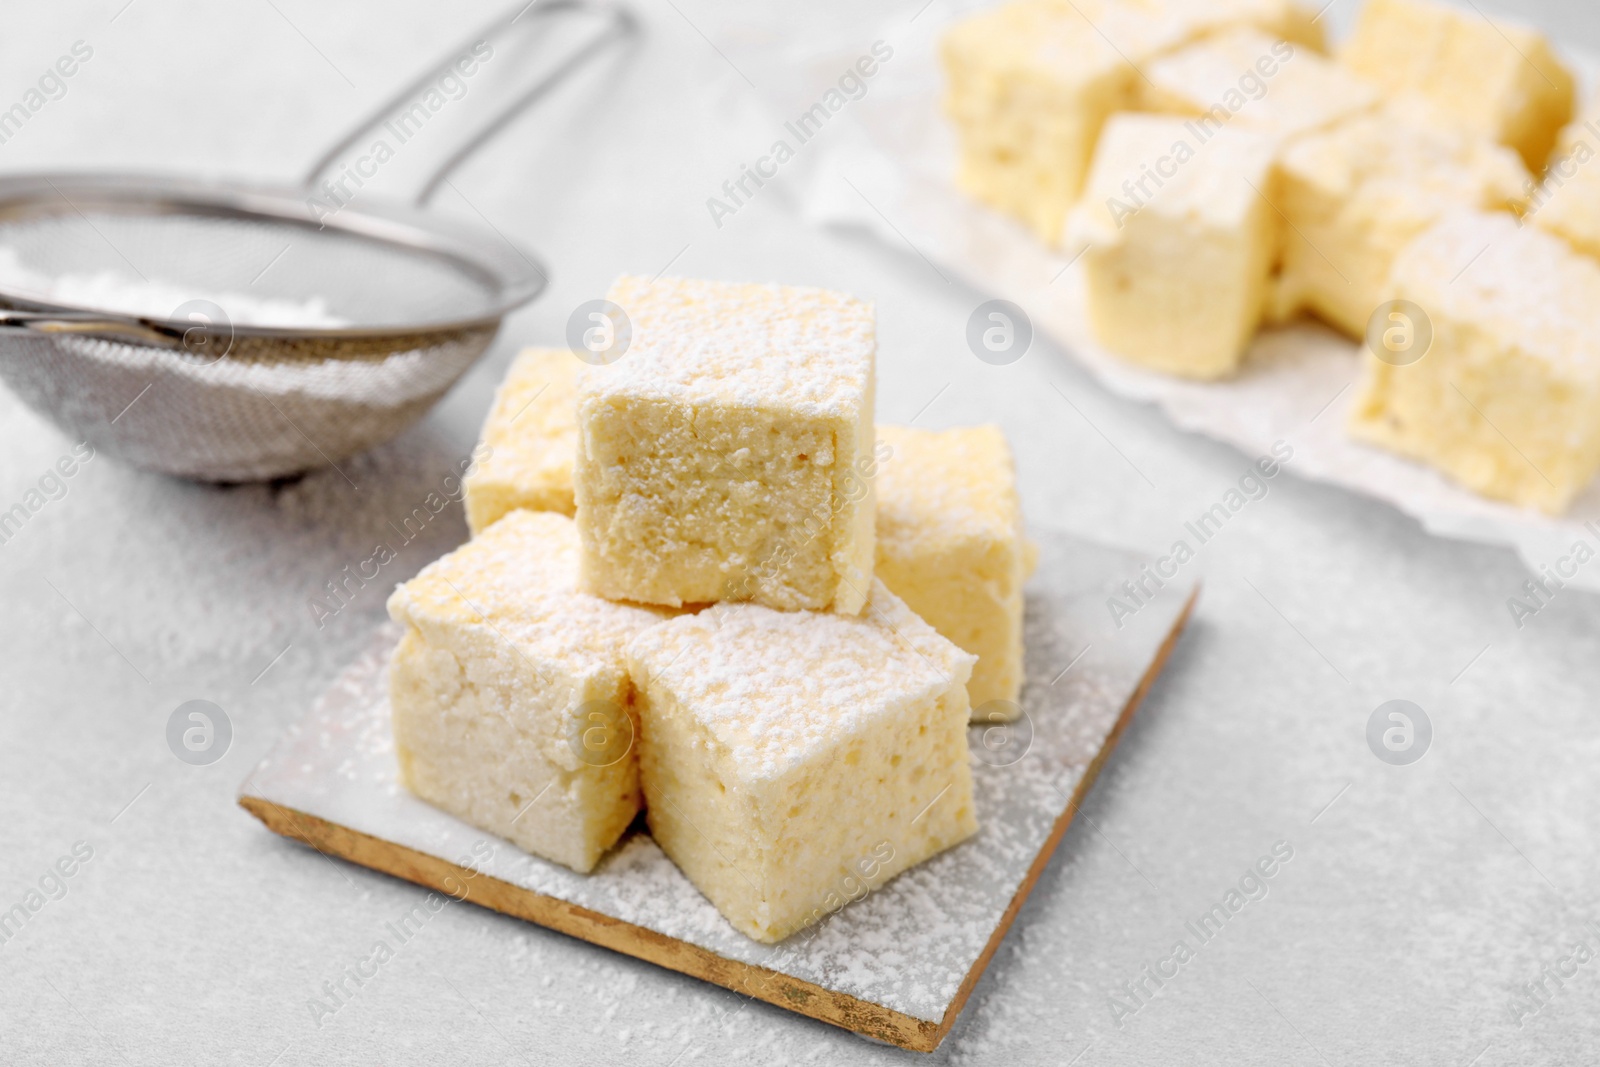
[3,2,1599,1065]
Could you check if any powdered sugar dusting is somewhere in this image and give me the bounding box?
[627,579,971,780]
[1395,212,1600,382]
[240,530,1194,1030]
[1144,27,1379,139]
[577,275,874,417]
[1278,106,1528,230]
[876,423,1021,555]
[388,509,670,675]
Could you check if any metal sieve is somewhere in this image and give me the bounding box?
[0,0,633,482]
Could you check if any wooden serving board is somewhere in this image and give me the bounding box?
[239,529,1196,1053]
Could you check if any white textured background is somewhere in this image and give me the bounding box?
[2,1,1600,1064]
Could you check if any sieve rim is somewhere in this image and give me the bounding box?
[0,171,549,340]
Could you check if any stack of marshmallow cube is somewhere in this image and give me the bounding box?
[387,275,1032,943]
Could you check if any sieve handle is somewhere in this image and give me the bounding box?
[301,0,636,207]
[0,309,187,348]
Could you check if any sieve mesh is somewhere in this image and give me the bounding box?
[0,326,496,483]
[0,178,544,482]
